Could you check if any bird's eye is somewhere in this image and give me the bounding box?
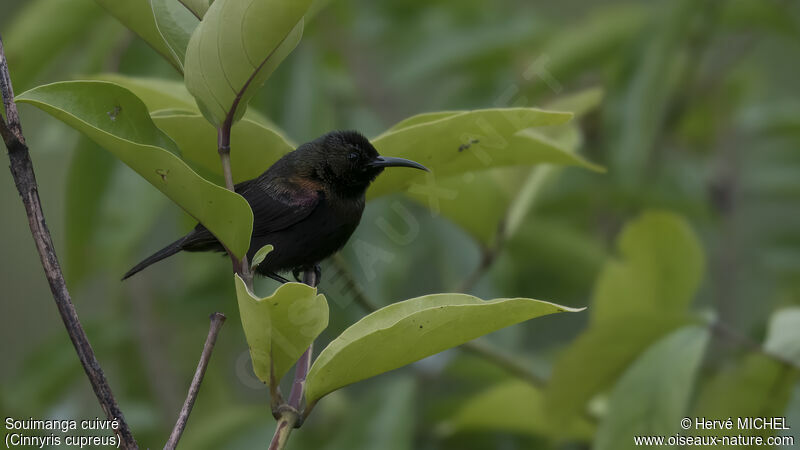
[347,152,358,161]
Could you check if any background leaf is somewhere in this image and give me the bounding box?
[594,326,709,450]
[151,113,293,184]
[445,379,594,440]
[545,210,704,427]
[17,81,254,258]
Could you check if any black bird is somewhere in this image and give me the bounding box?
[122,130,428,283]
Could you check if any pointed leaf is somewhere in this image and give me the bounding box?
[151,0,200,71]
[368,108,601,199]
[17,81,253,258]
[184,0,312,126]
[305,293,583,404]
[594,326,709,450]
[234,274,328,384]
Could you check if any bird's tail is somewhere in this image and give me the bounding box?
[122,237,185,280]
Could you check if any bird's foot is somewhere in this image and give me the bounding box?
[293,264,322,285]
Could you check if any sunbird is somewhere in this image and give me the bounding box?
[122,130,428,283]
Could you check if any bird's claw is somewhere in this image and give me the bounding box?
[293,264,322,284]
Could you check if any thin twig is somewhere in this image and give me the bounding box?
[216,125,253,288]
[460,340,547,387]
[0,35,137,449]
[711,321,800,372]
[165,313,226,450]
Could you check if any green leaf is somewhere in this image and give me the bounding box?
[594,326,709,450]
[764,307,800,366]
[545,313,690,432]
[321,377,416,450]
[151,113,293,183]
[64,138,116,285]
[95,0,182,71]
[151,0,200,71]
[180,0,213,19]
[184,0,312,126]
[250,244,273,271]
[591,210,704,324]
[234,274,328,384]
[305,293,583,405]
[445,380,594,440]
[368,108,600,199]
[4,0,104,90]
[17,81,253,258]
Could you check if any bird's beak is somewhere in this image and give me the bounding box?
[368,155,429,172]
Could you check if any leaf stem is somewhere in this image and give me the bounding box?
[0,35,138,449]
[165,313,226,450]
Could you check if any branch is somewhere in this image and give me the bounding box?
[165,312,226,450]
[216,125,253,287]
[0,35,137,449]
[268,268,318,450]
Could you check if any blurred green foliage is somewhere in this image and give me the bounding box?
[2,0,800,449]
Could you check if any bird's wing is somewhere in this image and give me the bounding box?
[237,176,323,235]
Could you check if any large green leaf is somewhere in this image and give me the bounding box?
[368,108,599,199]
[591,210,704,324]
[594,326,709,450]
[151,0,199,71]
[234,274,328,384]
[95,0,181,71]
[184,0,312,126]
[305,293,582,405]
[151,113,293,184]
[17,81,253,258]
[445,380,594,440]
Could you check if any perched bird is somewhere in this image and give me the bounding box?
[122,130,428,283]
